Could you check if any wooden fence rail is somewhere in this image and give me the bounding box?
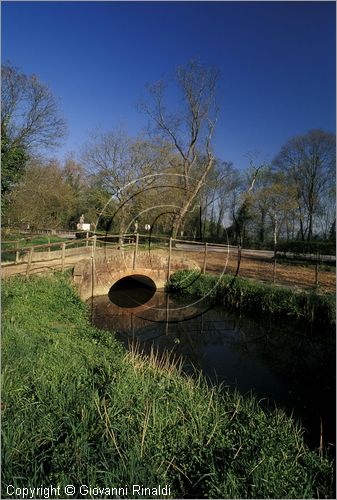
[1,232,331,288]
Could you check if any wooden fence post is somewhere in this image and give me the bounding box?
[202,242,208,274]
[91,235,97,259]
[272,242,277,283]
[86,232,89,248]
[26,247,33,276]
[15,240,19,264]
[61,243,66,271]
[133,232,139,270]
[315,257,319,287]
[167,237,172,281]
[119,234,125,256]
[165,292,170,336]
[91,255,96,298]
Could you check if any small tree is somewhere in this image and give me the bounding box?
[264,175,297,250]
[8,160,75,229]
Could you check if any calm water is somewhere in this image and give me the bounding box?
[89,281,335,452]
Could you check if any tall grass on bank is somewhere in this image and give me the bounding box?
[168,270,336,332]
[2,274,334,498]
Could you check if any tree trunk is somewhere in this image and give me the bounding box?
[307,212,313,242]
[299,216,305,241]
[171,158,214,239]
[118,209,126,246]
[272,214,278,283]
[273,217,277,251]
[216,201,225,239]
[259,210,266,243]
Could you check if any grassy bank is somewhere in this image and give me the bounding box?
[2,274,334,498]
[168,270,336,332]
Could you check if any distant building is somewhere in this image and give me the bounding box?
[77,214,91,231]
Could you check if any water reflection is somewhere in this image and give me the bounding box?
[90,289,335,451]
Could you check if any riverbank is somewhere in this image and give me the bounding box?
[168,270,336,333]
[2,273,334,498]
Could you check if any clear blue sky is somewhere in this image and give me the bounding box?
[2,1,336,170]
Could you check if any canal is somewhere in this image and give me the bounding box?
[89,278,335,453]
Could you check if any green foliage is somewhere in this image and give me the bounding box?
[2,234,66,246]
[168,270,336,331]
[1,136,27,193]
[236,199,253,227]
[1,133,28,213]
[6,160,77,230]
[2,274,334,497]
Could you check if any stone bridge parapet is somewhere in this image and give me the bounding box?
[73,250,200,301]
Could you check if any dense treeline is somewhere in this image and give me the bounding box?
[2,62,336,248]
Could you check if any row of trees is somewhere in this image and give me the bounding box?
[2,62,336,247]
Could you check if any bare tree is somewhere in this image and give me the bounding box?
[273,129,336,241]
[143,60,220,238]
[197,160,241,241]
[1,63,66,211]
[82,130,160,236]
[316,185,336,239]
[1,63,66,154]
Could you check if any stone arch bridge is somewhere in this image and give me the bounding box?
[73,249,200,301]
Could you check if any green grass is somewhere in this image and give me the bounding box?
[2,234,66,245]
[1,235,68,262]
[168,270,336,333]
[2,273,334,498]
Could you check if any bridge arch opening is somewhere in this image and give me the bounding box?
[108,274,156,308]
